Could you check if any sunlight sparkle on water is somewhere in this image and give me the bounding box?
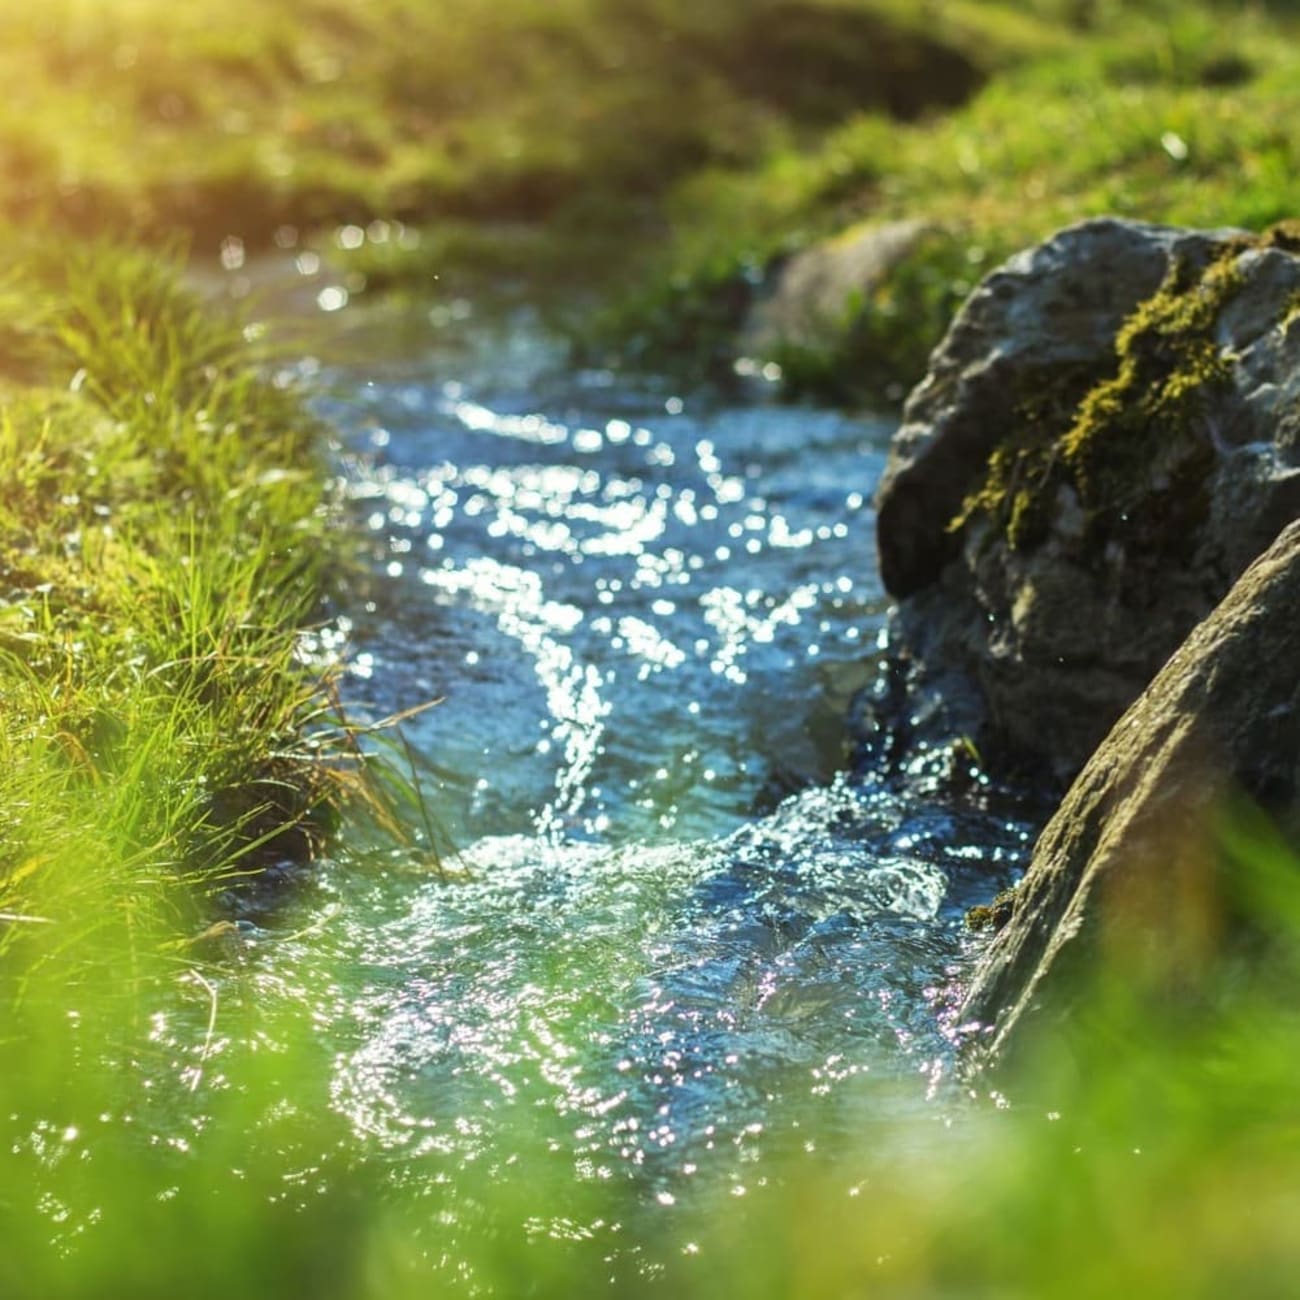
[278,311,1044,1236]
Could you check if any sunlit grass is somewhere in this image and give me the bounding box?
[0,236,416,1298]
[15,0,1297,404]
[0,239,364,993]
[7,0,1299,405]
[0,0,1021,248]
[603,0,1300,397]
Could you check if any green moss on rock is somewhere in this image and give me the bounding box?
[949,234,1264,557]
[949,360,1107,550]
[1060,250,1241,514]
[966,885,1018,933]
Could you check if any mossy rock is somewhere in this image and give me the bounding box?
[962,521,1300,1068]
[966,886,1018,933]
[876,218,1300,780]
[950,245,1248,558]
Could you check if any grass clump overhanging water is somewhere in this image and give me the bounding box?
[0,242,442,1300]
[0,236,367,1000]
[0,238,411,1300]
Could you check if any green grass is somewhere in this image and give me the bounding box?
[601,0,1300,400]
[15,0,1300,404]
[9,1,1300,405]
[0,0,1009,249]
[0,238,370,994]
[0,236,436,1300]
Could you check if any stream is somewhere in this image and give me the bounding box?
[186,274,1039,1281]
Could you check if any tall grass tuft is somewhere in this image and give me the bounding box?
[0,238,366,999]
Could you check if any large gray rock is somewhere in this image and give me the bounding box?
[961,520,1300,1064]
[875,218,1300,779]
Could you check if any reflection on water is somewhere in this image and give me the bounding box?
[322,786,1005,1172]
[3,285,1042,1282]
[324,304,892,846]
[260,295,1039,1235]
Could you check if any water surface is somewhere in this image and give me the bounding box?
[243,290,1037,1258]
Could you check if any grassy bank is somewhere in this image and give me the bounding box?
[607,0,1300,398]
[0,0,1002,248]
[0,237,359,999]
[14,1,1300,403]
[0,241,388,1295]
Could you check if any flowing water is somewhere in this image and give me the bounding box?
[112,276,1041,1284]
[225,287,1036,1250]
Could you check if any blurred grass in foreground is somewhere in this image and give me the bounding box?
[2,803,1298,1299]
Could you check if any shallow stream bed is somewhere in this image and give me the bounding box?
[90,272,1043,1286]
[207,284,1037,1269]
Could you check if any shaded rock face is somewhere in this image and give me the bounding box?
[875,218,1300,779]
[960,521,1300,1063]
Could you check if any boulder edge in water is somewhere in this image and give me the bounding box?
[959,519,1300,1065]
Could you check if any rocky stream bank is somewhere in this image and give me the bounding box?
[865,218,1300,1065]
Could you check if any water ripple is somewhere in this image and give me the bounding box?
[276,301,1039,1218]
